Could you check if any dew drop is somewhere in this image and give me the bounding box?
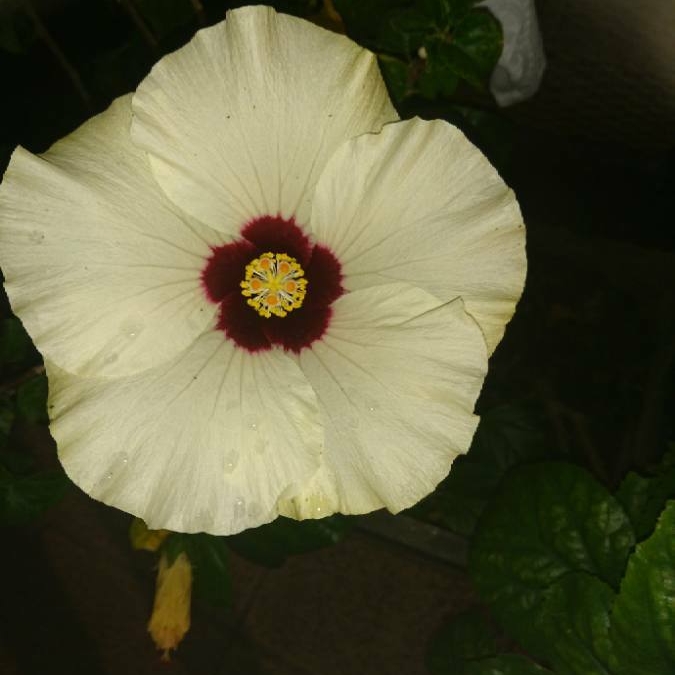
[245,415,258,431]
[121,319,144,340]
[234,499,246,518]
[365,397,379,413]
[224,451,239,473]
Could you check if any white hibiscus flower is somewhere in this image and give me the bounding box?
[0,6,525,535]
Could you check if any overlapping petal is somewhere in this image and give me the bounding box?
[279,283,488,518]
[131,5,398,232]
[48,331,323,534]
[310,117,526,354]
[0,95,223,378]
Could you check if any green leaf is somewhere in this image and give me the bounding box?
[379,8,434,55]
[418,40,461,98]
[444,105,514,169]
[427,608,497,674]
[188,534,231,606]
[609,500,675,675]
[16,373,48,424]
[409,403,547,536]
[162,532,231,605]
[463,655,553,675]
[0,469,69,526]
[419,0,475,26]
[470,462,634,656]
[538,572,614,675]
[0,317,32,365]
[452,9,503,84]
[161,530,188,565]
[615,452,675,541]
[435,40,487,90]
[468,404,548,470]
[378,54,409,101]
[227,515,350,567]
[334,0,410,46]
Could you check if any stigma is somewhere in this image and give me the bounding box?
[240,252,308,318]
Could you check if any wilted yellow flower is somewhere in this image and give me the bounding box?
[148,551,192,661]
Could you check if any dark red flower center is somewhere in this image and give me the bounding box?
[202,215,343,352]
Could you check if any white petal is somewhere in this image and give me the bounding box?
[280,283,487,518]
[131,5,397,232]
[0,95,223,378]
[310,117,526,354]
[48,331,323,535]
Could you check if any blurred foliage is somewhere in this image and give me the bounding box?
[0,314,68,526]
[149,514,350,606]
[163,532,233,605]
[0,0,505,167]
[226,513,351,566]
[335,0,502,101]
[429,454,675,675]
[0,458,69,526]
[428,609,553,674]
[408,402,552,537]
[615,444,675,541]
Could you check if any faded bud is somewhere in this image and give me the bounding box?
[148,551,192,661]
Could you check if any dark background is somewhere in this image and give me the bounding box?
[1,1,674,673]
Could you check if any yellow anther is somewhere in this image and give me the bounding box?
[240,252,308,318]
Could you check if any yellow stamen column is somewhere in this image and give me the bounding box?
[240,251,308,317]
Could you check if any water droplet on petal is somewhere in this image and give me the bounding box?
[234,499,246,518]
[247,502,262,518]
[224,451,239,473]
[365,397,379,413]
[121,319,144,340]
